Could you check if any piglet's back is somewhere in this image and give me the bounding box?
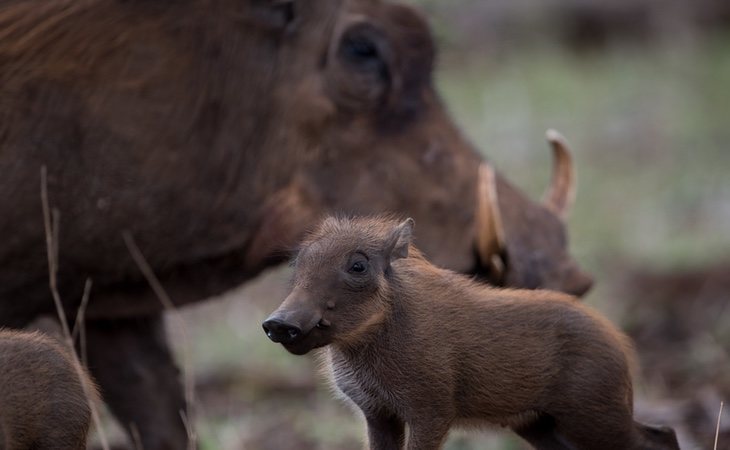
[392,255,635,416]
[397,252,631,359]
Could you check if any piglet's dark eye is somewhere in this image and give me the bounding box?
[349,261,367,273]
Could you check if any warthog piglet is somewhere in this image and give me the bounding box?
[263,216,679,450]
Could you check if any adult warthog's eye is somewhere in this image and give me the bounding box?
[338,26,387,78]
[343,36,378,62]
[349,261,368,274]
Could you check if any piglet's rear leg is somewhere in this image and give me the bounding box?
[513,415,576,450]
[366,413,405,450]
[85,315,191,450]
[635,422,680,450]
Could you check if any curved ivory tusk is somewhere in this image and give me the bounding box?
[476,163,506,277]
[542,129,576,219]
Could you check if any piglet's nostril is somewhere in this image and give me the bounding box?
[262,318,303,345]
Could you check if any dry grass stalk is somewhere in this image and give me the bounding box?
[40,166,110,450]
[72,278,92,367]
[41,167,70,339]
[130,422,144,450]
[715,400,724,450]
[122,231,197,450]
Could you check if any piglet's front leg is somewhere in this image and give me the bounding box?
[405,418,451,450]
[366,413,405,450]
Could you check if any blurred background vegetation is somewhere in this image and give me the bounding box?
[91,0,730,448]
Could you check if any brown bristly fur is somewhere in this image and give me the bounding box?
[265,216,680,450]
[0,329,98,450]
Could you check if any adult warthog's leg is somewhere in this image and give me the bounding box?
[85,315,191,450]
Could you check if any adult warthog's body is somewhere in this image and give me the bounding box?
[0,0,591,447]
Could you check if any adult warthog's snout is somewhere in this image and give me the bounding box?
[564,269,594,297]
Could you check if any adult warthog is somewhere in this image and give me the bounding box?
[0,0,591,447]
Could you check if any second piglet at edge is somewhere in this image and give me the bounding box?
[262,216,679,450]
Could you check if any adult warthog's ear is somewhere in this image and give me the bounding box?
[385,218,414,263]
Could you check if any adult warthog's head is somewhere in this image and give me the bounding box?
[275,1,592,297]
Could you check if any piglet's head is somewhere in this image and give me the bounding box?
[263,217,414,355]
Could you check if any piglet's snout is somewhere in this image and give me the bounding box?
[262,318,303,344]
[263,292,322,345]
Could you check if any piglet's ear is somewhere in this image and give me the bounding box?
[385,218,414,262]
